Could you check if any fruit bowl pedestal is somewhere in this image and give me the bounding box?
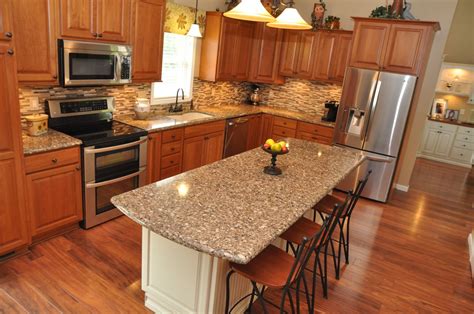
[261,146,288,176]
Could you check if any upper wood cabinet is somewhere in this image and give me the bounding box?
[349,17,440,76]
[330,33,352,81]
[59,0,131,42]
[248,23,284,84]
[0,43,30,256]
[295,31,319,79]
[131,0,164,82]
[311,31,336,80]
[0,1,13,42]
[199,12,255,82]
[10,0,59,85]
[279,30,300,76]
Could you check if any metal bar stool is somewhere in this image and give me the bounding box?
[280,192,353,300]
[313,170,372,280]
[225,203,345,314]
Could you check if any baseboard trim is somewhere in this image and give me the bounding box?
[418,155,472,168]
[468,232,474,286]
[394,184,409,192]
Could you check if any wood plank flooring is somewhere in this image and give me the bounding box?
[0,158,473,313]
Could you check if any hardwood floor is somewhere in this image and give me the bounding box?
[0,158,472,312]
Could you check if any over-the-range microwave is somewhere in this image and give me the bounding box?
[58,39,132,87]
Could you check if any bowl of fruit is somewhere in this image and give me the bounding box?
[262,139,289,176]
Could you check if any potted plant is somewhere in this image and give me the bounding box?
[324,15,340,29]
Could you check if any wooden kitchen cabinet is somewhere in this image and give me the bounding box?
[147,132,161,183]
[59,0,131,42]
[0,0,12,42]
[25,151,83,241]
[248,23,284,84]
[330,32,352,81]
[272,116,297,140]
[349,18,440,76]
[311,31,336,81]
[295,31,319,79]
[0,43,30,256]
[199,12,254,82]
[296,121,334,145]
[260,114,274,143]
[131,0,164,82]
[160,128,183,180]
[279,30,300,76]
[246,114,262,150]
[10,0,59,84]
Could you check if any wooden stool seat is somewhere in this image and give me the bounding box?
[230,245,296,289]
[314,194,346,216]
[281,217,322,246]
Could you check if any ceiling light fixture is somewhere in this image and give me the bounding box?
[266,0,311,30]
[223,0,276,22]
[187,0,202,38]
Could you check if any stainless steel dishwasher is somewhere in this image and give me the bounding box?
[224,117,250,158]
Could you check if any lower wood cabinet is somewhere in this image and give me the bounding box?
[296,121,334,145]
[147,132,162,183]
[24,147,82,241]
[246,114,263,150]
[160,128,183,180]
[260,114,274,143]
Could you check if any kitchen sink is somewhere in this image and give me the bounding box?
[166,112,213,122]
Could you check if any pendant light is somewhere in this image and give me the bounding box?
[187,0,202,38]
[223,0,276,22]
[266,1,311,30]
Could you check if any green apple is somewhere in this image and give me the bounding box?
[271,143,282,153]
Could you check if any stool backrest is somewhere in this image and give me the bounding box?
[344,170,372,217]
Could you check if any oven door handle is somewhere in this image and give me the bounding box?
[85,168,145,189]
[84,138,147,154]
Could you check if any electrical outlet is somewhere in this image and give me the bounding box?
[29,96,40,110]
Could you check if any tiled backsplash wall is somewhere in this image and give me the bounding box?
[193,78,342,116]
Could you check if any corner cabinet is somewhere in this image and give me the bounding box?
[131,0,165,82]
[349,17,440,76]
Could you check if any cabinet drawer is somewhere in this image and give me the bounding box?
[273,116,297,130]
[162,128,184,144]
[455,133,473,143]
[450,147,472,163]
[297,121,334,138]
[161,152,181,169]
[184,120,225,139]
[160,165,181,180]
[428,121,457,133]
[458,126,473,136]
[25,147,80,174]
[273,126,296,139]
[297,131,332,145]
[454,140,473,150]
[161,141,182,156]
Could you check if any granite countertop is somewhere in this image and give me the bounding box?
[428,117,474,128]
[115,104,335,133]
[111,139,365,264]
[22,129,82,155]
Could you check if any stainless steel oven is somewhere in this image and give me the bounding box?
[82,136,147,229]
[58,39,132,86]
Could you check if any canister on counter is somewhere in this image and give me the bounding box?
[25,114,48,136]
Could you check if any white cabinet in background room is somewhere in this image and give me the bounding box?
[419,120,473,167]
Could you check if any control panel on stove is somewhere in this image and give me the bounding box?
[60,100,109,113]
[47,97,114,118]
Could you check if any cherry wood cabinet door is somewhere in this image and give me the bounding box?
[59,0,96,40]
[330,33,352,82]
[0,0,12,42]
[26,164,83,239]
[147,132,161,183]
[312,31,337,81]
[279,30,301,76]
[0,43,29,255]
[216,17,239,80]
[233,21,254,81]
[182,136,205,172]
[249,24,284,84]
[246,114,263,150]
[382,24,430,75]
[96,0,131,42]
[260,114,274,143]
[131,0,164,82]
[296,31,319,79]
[349,20,390,70]
[203,131,224,166]
[11,0,59,84]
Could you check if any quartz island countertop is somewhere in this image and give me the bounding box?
[111,139,364,264]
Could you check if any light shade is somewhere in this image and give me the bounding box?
[223,0,276,22]
[187,23,202,38]
[266,7,312,30]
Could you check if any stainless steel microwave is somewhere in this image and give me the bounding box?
[58,39,132,87]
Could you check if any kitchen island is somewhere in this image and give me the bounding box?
[111,139,364,313]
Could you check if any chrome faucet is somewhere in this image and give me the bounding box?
[170,88,185,112]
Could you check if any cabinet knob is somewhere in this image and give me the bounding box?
[75,166,81,171]
[171,147,175,151]
[7,49,14,55]
[171,135,176,139]
[53,74,58,79]
[52,158,58,163]
[97,33,103,38]
[5,32,12,39]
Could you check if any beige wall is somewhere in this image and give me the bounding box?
[443,0,474,64]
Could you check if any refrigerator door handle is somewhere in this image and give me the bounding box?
[366,155,392,163]
[363,80,382,142]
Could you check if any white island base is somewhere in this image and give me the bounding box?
[142,227,257,314]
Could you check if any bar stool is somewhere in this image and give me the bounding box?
[225,203,345,314]
[280,192,353,300]
[313,170,372,280]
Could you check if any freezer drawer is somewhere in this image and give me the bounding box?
[337,151,396,202]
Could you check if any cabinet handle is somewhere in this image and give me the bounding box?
[7,49,14,55]
[97,33,103,38]
[75,166,81,171]
[170,160,174,164]
[171,135,176,139]
[460,153,464,156]
[53,74,58,79]
[5,32,12,39]
[171,147,175,151]
[52,158,58,164]
[204,136,209,140]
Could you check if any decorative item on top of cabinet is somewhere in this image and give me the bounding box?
[25,147,83,242]
[311,1,326,30]
[131,0,164,82]
[0,43,30,256]
[199,12,254,82]
[349,17,440,76]
[59,0,131,43]
[9,0,59,84]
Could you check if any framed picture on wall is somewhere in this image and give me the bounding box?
[445,109,460,121]
[431,98,447,119]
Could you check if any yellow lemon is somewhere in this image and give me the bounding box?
[265,138,275,146]
[270,143,282,153]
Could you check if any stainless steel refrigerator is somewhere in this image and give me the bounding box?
[334,67,417,202]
